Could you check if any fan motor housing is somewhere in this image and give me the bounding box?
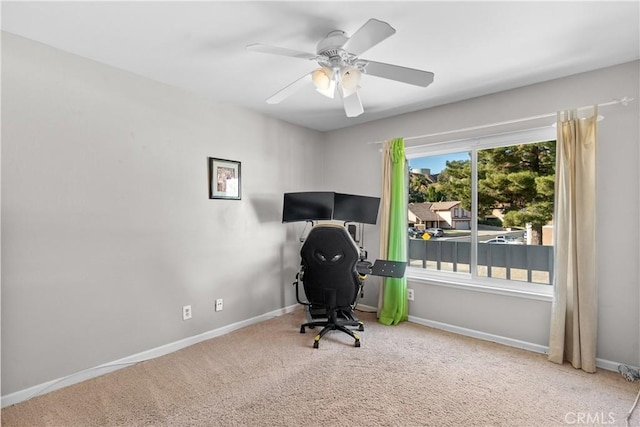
[316,30,349,56]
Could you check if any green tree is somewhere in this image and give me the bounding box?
[408,173,430,203]
[425,185,444,202]
[479,141,556,244]
[437,159,472,209]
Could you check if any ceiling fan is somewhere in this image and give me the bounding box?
[246,18,434,118]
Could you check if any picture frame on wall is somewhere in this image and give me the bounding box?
[208,157,241,200]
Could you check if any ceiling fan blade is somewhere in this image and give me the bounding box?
[342,19,396,56]
[266,73,312,104]
[246,43,317,60]
[341,89,364,118]
[363,60,434,87]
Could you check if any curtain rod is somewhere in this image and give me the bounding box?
[369,97,634,145]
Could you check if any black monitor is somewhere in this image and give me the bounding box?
[333,193,380,225]
[282,192,334,223]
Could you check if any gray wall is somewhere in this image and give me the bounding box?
[1,33,325,395]
[323,61,640,366]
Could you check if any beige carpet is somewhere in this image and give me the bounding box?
[2,310,639,426]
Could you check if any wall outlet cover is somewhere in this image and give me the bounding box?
[182,305,192,320]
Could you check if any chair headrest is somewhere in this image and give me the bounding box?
[301,224,359,265]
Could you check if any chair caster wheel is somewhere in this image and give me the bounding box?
[313,341,319,349]
[358,324,364,331]
[355,339,361,348]
[300,326,305,333]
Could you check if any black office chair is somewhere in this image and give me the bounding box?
[294,224,365,348]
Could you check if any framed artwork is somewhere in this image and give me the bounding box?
[208,157,241,200]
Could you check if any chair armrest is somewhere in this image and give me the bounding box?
[356,260,373,275]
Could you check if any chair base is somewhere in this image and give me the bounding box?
[306,305,363,325]
[300,306,364,348]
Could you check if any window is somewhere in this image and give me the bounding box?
[406,127,556,295]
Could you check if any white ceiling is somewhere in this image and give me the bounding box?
[2,1,639,132]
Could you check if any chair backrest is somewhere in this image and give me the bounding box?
[300,224,361,309]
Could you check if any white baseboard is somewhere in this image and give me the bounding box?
[407,315,550,354]
[407,314,624,373]
[355,303,377,313]
[1,304,300,408]
[594,357,626,372]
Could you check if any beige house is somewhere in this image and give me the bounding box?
[408,201,471,230]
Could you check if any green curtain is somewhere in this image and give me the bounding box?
[378,138,408,326]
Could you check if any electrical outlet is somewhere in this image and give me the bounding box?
[182,305,192,320]
[407,288,415,301]
[215,298,223,312]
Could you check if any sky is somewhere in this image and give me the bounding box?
[408,152,470,174]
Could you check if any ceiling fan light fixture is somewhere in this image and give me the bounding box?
[340,66,362,91]
[311,67,333,90]
[316,79,336,99]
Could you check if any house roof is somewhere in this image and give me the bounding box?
[430,201,461,211]
[408,203,441,222]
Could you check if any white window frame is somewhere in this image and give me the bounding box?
[405,126,556,301]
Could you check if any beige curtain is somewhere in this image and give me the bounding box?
[377,140,392,317]
[548,107,598,373]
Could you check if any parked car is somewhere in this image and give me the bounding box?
[485,238,524,244]
[426,227,444,237]
[408,227,425,238]
[496,234,526,243]
[485,238,508,244]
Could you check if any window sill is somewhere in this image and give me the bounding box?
[406,269,554,302]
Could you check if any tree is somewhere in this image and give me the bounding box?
[425,185,444,202]
[409,172,445,203]
[409,173,429,203]
[437,159,472,209]
[479,141,556,244]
